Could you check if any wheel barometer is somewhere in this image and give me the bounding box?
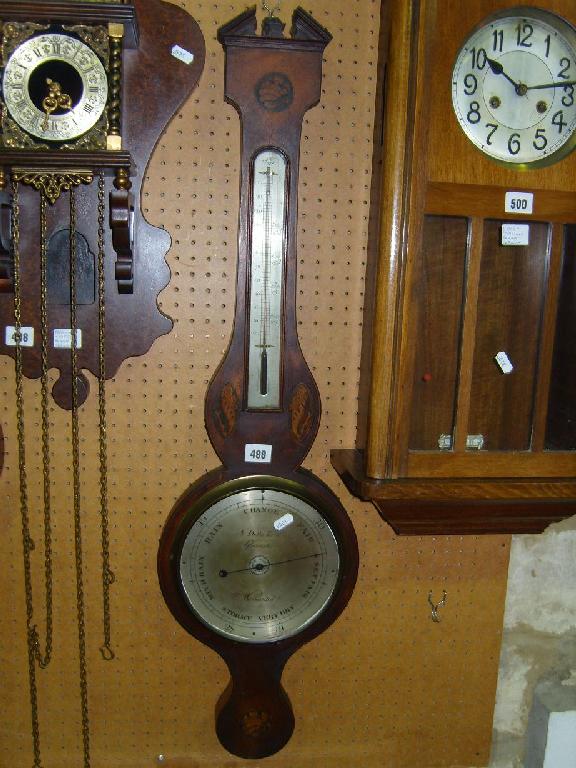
[332,0,576,533]
[0,1,205,766]
[158,6,358,759]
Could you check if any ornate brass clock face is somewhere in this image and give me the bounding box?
[178,484,341,643]
[452,7,576,167]
[3,33,108,142]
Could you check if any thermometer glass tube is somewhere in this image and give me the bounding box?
[247,149,288,410]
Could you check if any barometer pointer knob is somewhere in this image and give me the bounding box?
[219,552,322,577]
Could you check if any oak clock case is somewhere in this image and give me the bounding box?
[331,0,576,534]
[158,7,358,760]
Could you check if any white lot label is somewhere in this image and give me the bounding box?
[504,191,534,215]
[171,45,195,64]
[274,513,294,531]
[244,444,272,463]
[495,351,514,374]
[5,326,34,347]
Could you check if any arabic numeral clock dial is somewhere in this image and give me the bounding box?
[452,7,576,166]
[2,31,108,145]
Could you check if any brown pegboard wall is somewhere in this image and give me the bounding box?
[0,2,510,767]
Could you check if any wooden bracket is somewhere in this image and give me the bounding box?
[110,168,134,293]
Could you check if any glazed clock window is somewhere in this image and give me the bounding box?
[452,8,576,167]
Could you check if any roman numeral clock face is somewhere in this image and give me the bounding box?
[3,33,108,143]
[452,8,576,166]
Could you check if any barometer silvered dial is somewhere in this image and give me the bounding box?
[178,486,341,643]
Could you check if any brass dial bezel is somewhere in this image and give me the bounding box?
[451,6,576,168]
[2,31,109,144]
[173,474,343,645]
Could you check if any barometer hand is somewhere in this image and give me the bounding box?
[486,57,525,95]
[219,552,322,577]
[526,79,576,90]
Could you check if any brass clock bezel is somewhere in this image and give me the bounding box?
[451,6,576,169]
[1,25,110,150]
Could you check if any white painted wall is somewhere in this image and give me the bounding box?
[488,517,576,768]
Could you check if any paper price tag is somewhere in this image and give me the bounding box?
[501,223,530,246]
[171,45,195,65]
[54,329,82,349]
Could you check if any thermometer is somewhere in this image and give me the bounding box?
[247,149,287,410]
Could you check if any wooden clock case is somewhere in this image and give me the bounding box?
[332,0,576,534]
[0,0,205,408]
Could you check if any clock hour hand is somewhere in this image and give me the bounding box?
[526,79,576,90]
[486,57,525,95]
[41,78,73,131]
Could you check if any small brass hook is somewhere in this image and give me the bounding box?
[100,644,115,661]
[428,589,447,623]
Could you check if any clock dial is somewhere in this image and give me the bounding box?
[178,486,341,643]
[452,8,576,166]
[3,33,108,142]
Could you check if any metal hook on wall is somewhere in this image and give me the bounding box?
[262,1,281,18]
[428,589,447,623]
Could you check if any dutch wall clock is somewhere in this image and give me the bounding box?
[158,6,358,759]
[0,0,205,408]
[331,0,576,534]
[0,3,205,767]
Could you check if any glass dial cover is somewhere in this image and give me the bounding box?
[178,487,341,643]
[452,8,576,166]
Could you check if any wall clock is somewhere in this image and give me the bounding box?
[0,3,205,767]
[331,0,576,534]
[451,7,576,167]
[158,6,358,759]
[0,0,205,408]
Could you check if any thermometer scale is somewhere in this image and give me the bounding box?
[248,149,287,409]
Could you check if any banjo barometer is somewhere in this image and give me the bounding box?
[158,5,358,759]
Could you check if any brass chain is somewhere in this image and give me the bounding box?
[97,169,115,661]
[13,175,112,767]
[38,191,54,672]
[13,178,47,768]
[69,187,91,768]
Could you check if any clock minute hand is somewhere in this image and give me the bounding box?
[486,57,524,95]
[527,79,576,90]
